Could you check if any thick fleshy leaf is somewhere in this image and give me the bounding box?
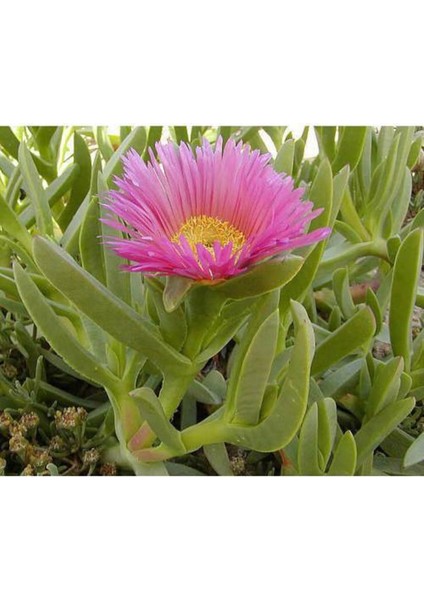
[163,276,194,312]
[365,357,404,419]
[63,151,102,254]
[279,160,334,314]
[274,139,295,175]
[355,397,415,468]
[0,126,20,158]
[317,397,337,468]
[18,142,53,236]
[143,126,163,160]
[13,261,112,387]
[229,300,314,451]
[365,287,383,335]
[33,236,193,373]
[145,280,187,350]
[0,193,33,252]
[328,432,357,476]
[176,300,314,457]
[390,167,412,236]
[103,126,147,183]
[332,268,355,319]
[20,164,79,228]
[98,173,132,305]
[58,133,91,228]
[312,306,376,375]
[331,127,367,174]
[203,443,234,476]
[298,403,322,475]
[225,291,279,426]
[319,358,363,398]
[315,127,337,161]
[94,127,114,161]
[79,197,106,284]
[196,309,251,364]
[185,379,222,405]
[403,432,424,468]
[215,256,304,300]
[389,228,423,371]
[130,387,186,453]
[173,126,189,144]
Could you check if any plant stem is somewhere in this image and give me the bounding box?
[318,240,389,275]
[128,373,194,451]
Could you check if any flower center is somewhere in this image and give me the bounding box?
[172,215,246,254]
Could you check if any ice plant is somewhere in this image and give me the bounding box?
[103,137,331,281]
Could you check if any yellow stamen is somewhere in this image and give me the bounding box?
[171,215,246,254]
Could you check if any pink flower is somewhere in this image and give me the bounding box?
[103,137,331,281]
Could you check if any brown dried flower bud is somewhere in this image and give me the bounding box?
[1,363,18,379]
[230,455,246,475]
[9,421,27,437]
[83,448,100,466]
[21,464,35,476]
[49,435,66,453]
[9,434,29,454]
[0,411,15,435]
[9,434,31,462]
[55,407,88,430]
[0,456,6,475]
[20,412,40,433]
[29,448,52,471]
[100,463,117,476]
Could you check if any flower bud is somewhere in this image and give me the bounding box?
[82,448,100,467]
[29,448,52,471]
[100,462,117,476]
[20,412,40,435]
[9,435,30,462]
[1,363,18,379]
[9,420,27,437]
[55,407,87,431]
[49,435,67,454]
[21,464,35,476]
[0,412,14,436]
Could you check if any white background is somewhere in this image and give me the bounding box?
[1,1,423,599]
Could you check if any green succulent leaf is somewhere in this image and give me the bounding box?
[225,291,279,426]
[317,397,337,468]
[32,236,193,374]
[18,142,53,236]
[403,432,424,468]
[355,397,415,469]
[274,139,295,175]
[389,228,423,371]
[331,126,367,174]
[365,357,404,419]
[312,306,376,376]
[20,164,79,228]
[215,255,304,300]
[58,133,91,229]
[228,300,314,452]
[163,276,194,312]
[332,268,355,319]
[103,126,147,183]
[298,402,322,475]
[203,443,234,476]
[130,387,186,453]
[13,261,112,387]
[79,197,107,284]
[328,431,357,476]
[96,173,131,303]
[0,193,33,253]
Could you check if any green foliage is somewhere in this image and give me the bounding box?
[0,125,423,476]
